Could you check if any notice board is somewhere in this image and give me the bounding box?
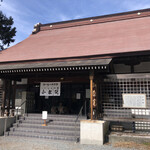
[122,94,146,108]
[40,82,61,96]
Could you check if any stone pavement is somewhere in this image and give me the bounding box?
[0,136,135,150]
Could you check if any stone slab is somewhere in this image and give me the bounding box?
[80,120,109,145]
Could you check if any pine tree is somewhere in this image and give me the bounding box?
[0,11,16,50]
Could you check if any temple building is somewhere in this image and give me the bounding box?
[0,8,150,143]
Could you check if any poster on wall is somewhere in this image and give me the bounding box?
[122,94,146,108]
[86,89,90,98]
[40,82,61,96]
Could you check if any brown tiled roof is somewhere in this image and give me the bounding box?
[0,9,150,63]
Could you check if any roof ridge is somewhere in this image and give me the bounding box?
[32,8,150,34]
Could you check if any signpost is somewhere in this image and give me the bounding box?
[42,111,47,126]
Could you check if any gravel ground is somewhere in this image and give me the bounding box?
[0,136,135,150]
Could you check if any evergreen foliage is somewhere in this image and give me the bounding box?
[0,11,16,50]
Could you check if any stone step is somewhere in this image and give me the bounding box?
[20,120,80,126]
[8,114,84,142]
[9,127,80,136]
[20,116,85,122]
[26,113,85,118]
[6,132,78,142]
[13,123,80,131]
[21,115,86,120]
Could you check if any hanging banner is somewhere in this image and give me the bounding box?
[40,82,61,96]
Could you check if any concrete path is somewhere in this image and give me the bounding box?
[0,136,134,150]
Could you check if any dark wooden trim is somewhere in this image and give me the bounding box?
[1,91,5,116]
[12,81,16,113]
[1,79,6,116]
[97,78,103,118]
[105,73,150,79]
[6,80,11,116]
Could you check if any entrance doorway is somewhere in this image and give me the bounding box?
[28,83,90,115]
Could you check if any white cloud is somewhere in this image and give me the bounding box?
[73,15,84,19]
[1,2,18,15]
[58,14,72,21]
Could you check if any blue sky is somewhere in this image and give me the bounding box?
[1,0,150,47]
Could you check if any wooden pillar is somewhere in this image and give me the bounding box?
[1,91,5,116]
[93,81,97,119]
[1,79,7,116]
[6,80,11,116]
[98,79,103,119]
[12,81,16,116]
[89,71,94,120]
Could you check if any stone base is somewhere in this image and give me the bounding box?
[80,120,109,145]
[109,132,150,144]
[0,117,15,135]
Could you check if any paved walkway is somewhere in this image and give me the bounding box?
[0,136,135,150]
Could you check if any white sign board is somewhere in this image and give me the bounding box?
[42,111,47,119]
[86,89,90,98]
[123,94,146,108]
[40,82,61,96]
[76,93,81,99]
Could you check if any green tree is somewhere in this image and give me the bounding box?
[0,11,16,50]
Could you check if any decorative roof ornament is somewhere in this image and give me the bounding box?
[32,23,41,34]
